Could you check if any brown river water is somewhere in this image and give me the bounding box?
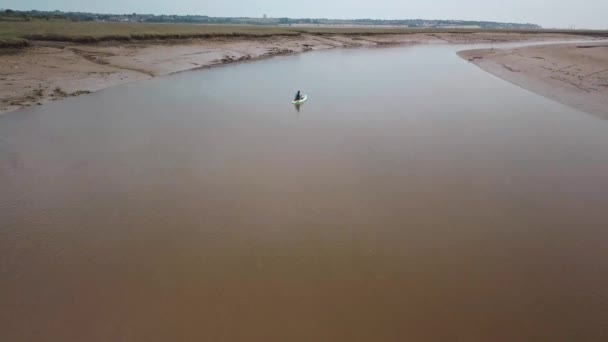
[1,44,608,341]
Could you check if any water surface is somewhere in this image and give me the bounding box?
[2,44,608,341]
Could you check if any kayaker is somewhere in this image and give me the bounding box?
[294,90,302,101]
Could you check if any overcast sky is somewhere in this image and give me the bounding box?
[3,0,607,29]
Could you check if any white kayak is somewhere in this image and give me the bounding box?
[292,95,308,104]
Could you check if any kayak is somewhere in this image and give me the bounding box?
[292,94,308,104]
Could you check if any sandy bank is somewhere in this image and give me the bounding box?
[0,31,593,114]
[459,42,608,119]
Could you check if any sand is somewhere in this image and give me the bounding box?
[459,42,608,118]
[0,31,591,114]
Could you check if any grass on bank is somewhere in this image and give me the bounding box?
[1,21,608,47]
[0,22,299,46]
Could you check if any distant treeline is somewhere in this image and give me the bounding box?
[0,9,542,29]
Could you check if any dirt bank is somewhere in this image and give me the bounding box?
[0,32,593,114]
[459,42,608,119]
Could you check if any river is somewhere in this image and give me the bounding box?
[1,44,608,341]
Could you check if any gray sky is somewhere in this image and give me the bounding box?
[3,0,607,29]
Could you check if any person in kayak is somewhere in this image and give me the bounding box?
[294,90,302,101]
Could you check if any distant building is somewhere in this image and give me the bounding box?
[263,14,267,19]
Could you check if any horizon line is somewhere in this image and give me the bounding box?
[2,8,540,25]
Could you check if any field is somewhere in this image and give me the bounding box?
[0,22,299,47]
[2,21,607,48]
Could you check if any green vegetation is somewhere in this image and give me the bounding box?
[291,26,608,37]
[0,9,542,29]
[0,37,29,48]
[1,20,607,48]
[0,21,299,45]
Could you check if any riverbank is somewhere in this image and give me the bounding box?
[0,30,601,114]
[459,42,608,119]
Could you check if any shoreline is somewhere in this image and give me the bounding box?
[0,31,602,114]
[459,42,608,119]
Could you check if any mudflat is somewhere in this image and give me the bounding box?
[459,42,608,118]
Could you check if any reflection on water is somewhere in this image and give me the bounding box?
[1,45,608,341]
